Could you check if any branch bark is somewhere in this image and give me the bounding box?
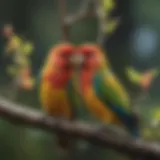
[0,97,160,159]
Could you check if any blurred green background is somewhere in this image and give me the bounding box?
[0,0,160,160]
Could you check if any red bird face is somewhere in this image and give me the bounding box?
[77,44,104,71]
[52,43,75,70]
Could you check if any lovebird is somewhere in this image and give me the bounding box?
[39,43,82,152]
[74,43,140,137]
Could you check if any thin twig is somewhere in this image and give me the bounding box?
[58,0,95,41]
[64,0,95,25]
[64,10,95,26]
[58,0,70,41]
[0,97,160,159]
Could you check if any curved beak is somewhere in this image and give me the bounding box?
[70,53,84,68]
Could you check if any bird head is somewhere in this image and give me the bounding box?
[75,43,108,72]
[50,43,76,71]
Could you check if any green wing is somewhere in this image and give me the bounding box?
[93,69,139,136]
[95,69,130,111]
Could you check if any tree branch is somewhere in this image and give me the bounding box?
[0,97,160,159]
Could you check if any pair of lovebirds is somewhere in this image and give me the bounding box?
[39,42,140,151]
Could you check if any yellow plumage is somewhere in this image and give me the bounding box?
[40,80,72,118]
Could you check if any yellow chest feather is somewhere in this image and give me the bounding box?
[40,81,72,118]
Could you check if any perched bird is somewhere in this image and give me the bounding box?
[39,43,80,151]
[74,43,139,137]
